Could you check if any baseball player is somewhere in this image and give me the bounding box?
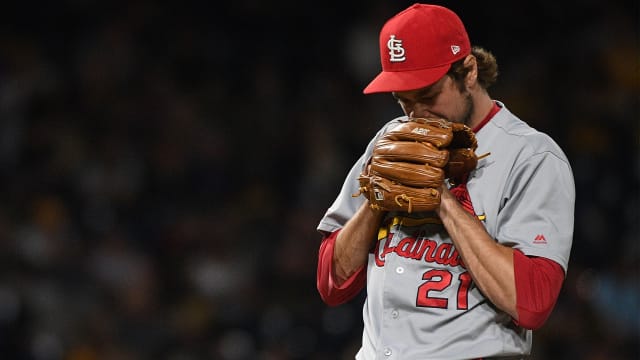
[316,3,575,359]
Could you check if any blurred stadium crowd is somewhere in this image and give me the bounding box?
[0,0,637,359]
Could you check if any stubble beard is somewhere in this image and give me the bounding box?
[444,91,474,126]
[458,92,474,127]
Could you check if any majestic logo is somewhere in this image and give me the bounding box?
[387,35,406,62]
[451,45,461,55]
[533,234,547,244]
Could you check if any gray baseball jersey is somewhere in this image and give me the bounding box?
[317,102,575,360]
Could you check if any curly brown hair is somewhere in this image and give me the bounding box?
[447,46,499,90]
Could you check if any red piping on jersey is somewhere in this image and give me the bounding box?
[472,101,501,133]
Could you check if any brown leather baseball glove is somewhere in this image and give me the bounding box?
[353,117,482,213]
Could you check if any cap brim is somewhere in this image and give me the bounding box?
[363,64,451,94]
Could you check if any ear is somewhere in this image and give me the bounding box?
[463,55,478,87]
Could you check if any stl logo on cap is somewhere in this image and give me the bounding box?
[387,35,406,62]
[363,4,471,94]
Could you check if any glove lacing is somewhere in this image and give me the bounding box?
[395,194,414,213]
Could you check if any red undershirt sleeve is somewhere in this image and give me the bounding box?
[513,249,566,330]
[316,229,367,306]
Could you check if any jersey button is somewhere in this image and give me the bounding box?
[395,266,404,274]
[384,348,392,356]
[391,310,399,319]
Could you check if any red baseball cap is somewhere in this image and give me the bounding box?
[363,3,471,94]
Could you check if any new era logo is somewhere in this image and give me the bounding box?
[533,234,547,244]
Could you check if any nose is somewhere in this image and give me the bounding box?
[408,104,434,119]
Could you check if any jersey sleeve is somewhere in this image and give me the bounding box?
[315,117,405,303]
[316,151,369,234]
[497,150,575,273]
[316,229,367,306]
[513,250,565,329]
[317,118,403,234]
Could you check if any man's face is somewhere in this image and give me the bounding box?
[392,74,473,126]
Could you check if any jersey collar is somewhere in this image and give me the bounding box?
[472,101,501,133]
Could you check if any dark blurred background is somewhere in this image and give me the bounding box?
[0,0,637,359]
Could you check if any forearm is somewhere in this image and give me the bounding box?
[333,202,384,283]
[436,186,518,319]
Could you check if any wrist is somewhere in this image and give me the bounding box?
[436,185,456,216]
